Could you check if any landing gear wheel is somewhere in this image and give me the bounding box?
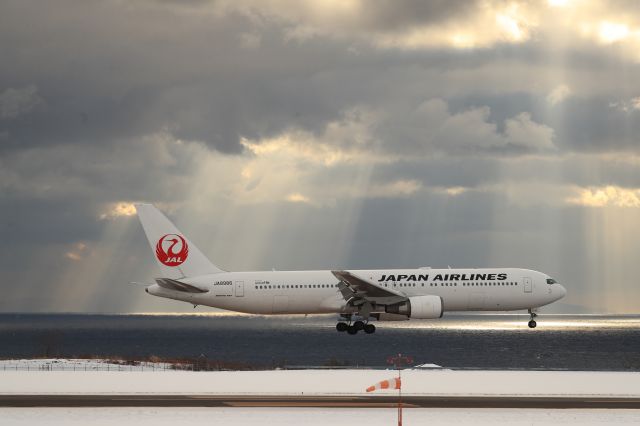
[353,320,365,331]
[527,309,538,328]
[347,326,358,335]
[364,323,376,334]
[336,322,348,332]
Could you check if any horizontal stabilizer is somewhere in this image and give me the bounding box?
[155,278,208,294]
[129,281,152,286]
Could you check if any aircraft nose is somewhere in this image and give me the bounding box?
[555,284,567,300]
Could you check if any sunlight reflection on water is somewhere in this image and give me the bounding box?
[128,313,640,331]
[2,313,640,369]
[382,315,640,331]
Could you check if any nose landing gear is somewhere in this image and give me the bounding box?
[528,309,537,328]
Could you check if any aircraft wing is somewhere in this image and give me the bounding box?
[332,270,407,305]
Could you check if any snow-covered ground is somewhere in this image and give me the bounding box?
[2,359,640,425]
[1,359,639,398]
[2,407,640,426]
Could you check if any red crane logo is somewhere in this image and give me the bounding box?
[156,234,189,267]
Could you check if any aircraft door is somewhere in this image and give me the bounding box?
[523,277,532,293]
[235,281,244,297]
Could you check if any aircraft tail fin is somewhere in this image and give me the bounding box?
[134,203,224,279]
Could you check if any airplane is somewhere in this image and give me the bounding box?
[134,203,567,334]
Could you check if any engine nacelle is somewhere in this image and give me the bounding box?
[385,295,443,319]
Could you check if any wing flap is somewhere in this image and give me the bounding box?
[332,270,407,303]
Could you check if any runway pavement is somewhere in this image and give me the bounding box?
[2,395,640,408]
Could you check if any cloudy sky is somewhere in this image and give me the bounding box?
[2,0,640,314]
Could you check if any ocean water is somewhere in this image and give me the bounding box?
[1,313,639,370]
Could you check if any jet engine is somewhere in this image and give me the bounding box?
[385,295,443,319]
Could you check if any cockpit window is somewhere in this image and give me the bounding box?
[546,278,557,285]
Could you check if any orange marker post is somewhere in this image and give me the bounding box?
[367,354,413,426]
[388,353,413,426]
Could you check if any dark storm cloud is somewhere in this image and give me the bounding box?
[343,0,474,32]
[0,1,354,153]
[367,157,502,189]
[2,0,640,313]
[2,0,638,157]
[551,98,640,153]
[0,196,99,245]
[446,92,640,155]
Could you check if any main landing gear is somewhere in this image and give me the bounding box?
[528,309,537,328]
[336,317,376,334]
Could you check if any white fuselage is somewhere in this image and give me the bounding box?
[146,267,567,316]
